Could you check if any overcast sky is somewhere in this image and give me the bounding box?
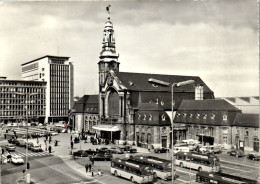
[0,0,258,98]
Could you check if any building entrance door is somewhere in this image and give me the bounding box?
[253,138,259,152]
[162,136,167,148]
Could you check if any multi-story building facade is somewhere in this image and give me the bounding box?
[21,55,74,124]
[175,99,259,151]
[72,95,99,133]
[0,78,46,123]
[94,8,215,147]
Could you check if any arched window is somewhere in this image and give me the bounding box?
[108,88,119,117]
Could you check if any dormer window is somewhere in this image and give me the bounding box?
[182,113,187,118]
[210,114,215,120]
[162,115,166,121]
[223,115,227,121]
[196,113,200,119]
[189,114,193,118]
[138,114,141,120]
[129,81,134,86]
[152,83,158,87]
[161,100,164,106]
[143,114,146,120]
[176,113,181,117]
[203,114,207,119]
[149,115,152,121]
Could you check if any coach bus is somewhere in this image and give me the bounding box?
[175,151,221,172]
[128,155,172,180]
[111,158,154,183]
[196,171,257,184]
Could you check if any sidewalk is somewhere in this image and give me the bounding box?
[22,133,150,179]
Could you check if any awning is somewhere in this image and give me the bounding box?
[92,124,120,132]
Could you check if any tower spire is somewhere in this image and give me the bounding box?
[106,5,111,20]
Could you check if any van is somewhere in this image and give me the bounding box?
[173,146,190,154]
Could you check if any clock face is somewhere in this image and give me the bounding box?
[109,62,117,70]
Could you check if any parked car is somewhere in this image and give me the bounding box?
[73,150,89,157]
[227,149,244,157]
[25,142,34,150]
[108,146,124,154]
[173,146,190,154]
[90,152,113,161]
[5,144,16,152]
[31,145,43,152]
[11,155,24,164]
[97,147,109,154]
[61,129,68,133]
[16,139,26,147]
[123,145,137,153]
[154,147,169,153]
[206,145,222,154]
[247,152,260,161]
[50,131,58,136]
[8,138,17,144]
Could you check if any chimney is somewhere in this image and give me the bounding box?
[195,84,204,100]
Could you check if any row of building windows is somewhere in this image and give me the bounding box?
[22,63,38,73]
[137,114,166,121]
[0,87,45,93]
[176,112,227,121]
[0,110,45,116]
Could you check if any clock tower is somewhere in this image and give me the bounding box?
[98,5,120,88]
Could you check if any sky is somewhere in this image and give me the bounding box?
[0,0,258,98]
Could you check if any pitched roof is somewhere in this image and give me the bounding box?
[137,103,165,111]
[233,113,259,127]
[115,72,213,93]
[73,95,99,113]
[178,99,241,111]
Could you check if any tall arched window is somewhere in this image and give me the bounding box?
[108,88,119,117]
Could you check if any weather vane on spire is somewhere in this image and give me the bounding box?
[106,5,111,20]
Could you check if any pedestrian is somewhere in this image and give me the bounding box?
[70,135,72,141]
[71,141,74,149]
[49,136,52,144]
[48,145,52,153]
[85,163,89,172]
[7,152,11,163]
[45,134,48,141]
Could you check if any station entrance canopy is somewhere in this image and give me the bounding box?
[92,124,120,132]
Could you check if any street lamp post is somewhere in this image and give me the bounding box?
[148,78,194,182]
[17,92,38,183]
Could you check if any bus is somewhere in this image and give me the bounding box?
[128,155,172,180]
[175,151,221,172]
[111,158,154,183]
[196,171,257,184]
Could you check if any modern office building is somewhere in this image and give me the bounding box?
[21,55,74,124]
[0,78,46,123]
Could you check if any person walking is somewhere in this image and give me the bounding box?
[71,141,74,149]
[48,145,52,153]
[7,152,11,163]
[49,137,51,144]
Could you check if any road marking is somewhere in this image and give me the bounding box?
[176,169,196,176]
[221,159,259,169]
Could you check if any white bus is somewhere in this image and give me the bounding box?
[128,155,172,180]
[111,158,154,183]
[175,152,221,172]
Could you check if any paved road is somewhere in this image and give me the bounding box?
[1,129,260,184]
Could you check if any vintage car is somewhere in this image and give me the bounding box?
[89,152,113,161]
[73,150,89,157]
[11,155,24,164]
[247,152,260,161]
[154,147,169,153]
[227,149,244,157]
[5,144,16,152]
[31,145,43,152]
[108,146,124,154]
[16,139,26,147]
[122,145,137,153]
